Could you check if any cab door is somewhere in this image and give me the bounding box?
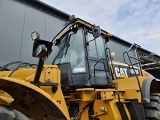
[87,32,112,86]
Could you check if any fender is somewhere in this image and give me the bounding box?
[0,77,70,120]
[142,76,160,103]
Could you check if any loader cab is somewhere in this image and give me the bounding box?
[53,24,112,88]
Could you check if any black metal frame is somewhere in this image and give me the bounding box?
[55,26,113,88]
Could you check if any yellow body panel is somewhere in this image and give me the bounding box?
[0,65,70,120]
[0,18,156,120]
[0,90,13,105]
[0,65,148,119]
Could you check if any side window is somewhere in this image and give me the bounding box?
[96,37,105,59]
[53,34,68,64]
[70,29,86,73]
[56,29,86,73]
[87,32,106,77]
[60,32,77,65]
[88,33,105,59]
[88,33,97,58]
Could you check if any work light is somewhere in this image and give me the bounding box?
[31,31,40,40]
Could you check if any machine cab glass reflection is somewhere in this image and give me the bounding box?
[53,29,86,73]
[53,27,112,87]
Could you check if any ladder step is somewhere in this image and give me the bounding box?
[129,56,140,60]
[132,63,141,66]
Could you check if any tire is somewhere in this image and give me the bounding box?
[144,93,160,120]
[0,105,32,120]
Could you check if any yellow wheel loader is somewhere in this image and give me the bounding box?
[0,17,160,120]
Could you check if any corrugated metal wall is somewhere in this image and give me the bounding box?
[1,0,157,70]
[107,38,130,62]
[107,37,137,64]
[0,0,68,66]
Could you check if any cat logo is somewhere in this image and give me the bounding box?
[119,73,127,78]
[114,67,128,78]
[114,65,140,78]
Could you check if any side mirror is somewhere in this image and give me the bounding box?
[32,40,53,58]
[33,44,47,58]
[31,31,53,86]
[31,31,53,58]
[92,26,101,38]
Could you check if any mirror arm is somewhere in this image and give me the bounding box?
[33,58,45,86]
[31,31,53,87]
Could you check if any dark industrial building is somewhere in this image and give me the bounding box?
[0,0,160,78]
[0,0,69,65]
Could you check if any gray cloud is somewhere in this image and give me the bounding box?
[109,0,160,54]
[41,0,160,55]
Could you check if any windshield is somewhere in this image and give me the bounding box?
[53,29,86,73]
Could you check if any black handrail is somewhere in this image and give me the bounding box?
[123,43,143,102]
[93,58,106,77]
[105,48,115,78]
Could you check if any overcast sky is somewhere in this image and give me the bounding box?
[41,0,160,55]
